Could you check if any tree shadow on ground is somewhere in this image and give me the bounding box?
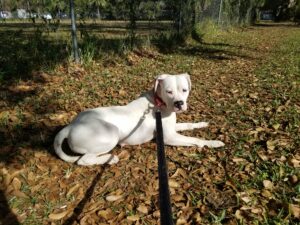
[63,169,104,225]
[254,22,300,28]
[0,190,20,225]
[0,29,69,83]
[0,123,63,164]
[153,39,256,61]
[177,44,256,60]
[0,26,145,86]
[151,32,256,60]
[0,21,172,85]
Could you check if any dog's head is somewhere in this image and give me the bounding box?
[154,73,191,112]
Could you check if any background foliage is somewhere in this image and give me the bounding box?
[1,0,299,23]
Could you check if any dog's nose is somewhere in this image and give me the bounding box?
[174,101,184,109]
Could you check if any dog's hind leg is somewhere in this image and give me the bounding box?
[68,118,120,166]
[73,132,120,166]
[77,153,119,166]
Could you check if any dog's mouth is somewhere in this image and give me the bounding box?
[173,105,187,113]
[154,93,166,108]
[174,108,183,113]
[173,100,186,112]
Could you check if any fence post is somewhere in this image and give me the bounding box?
[218,0,223,26]
[70,0,80,63]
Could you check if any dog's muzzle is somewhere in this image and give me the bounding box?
[174,101,184,110]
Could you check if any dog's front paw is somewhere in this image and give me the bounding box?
[196,140,225,148]
[108,155,119,165]
[194,122,209,129]
[207,140,225,148]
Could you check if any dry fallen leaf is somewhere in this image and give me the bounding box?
[97,209,114,220]
[11,190,28,198]
[8,84,36,93]
[263,180,274,190]
[261,189,273,199]
[238,192,252,203]
[251,207,263,214]
[118,89,127,96]
[137,205,148,214]
[272,124,280,130]
[258,152,269,161]
[127,215,140,221]
[176,217,187,225]
[289,204,300,219]
[66,183,80,197]
[1,169,11,186]
[105,195,123,202]
[266,140,276,151]
[12,177,22,191]
[153,210,160,218]
[232,158,247,163]
[169,179,180,188]
[249,93,258,99]
[171,168,188,178]
[49,113,66,121]
[235,209,243,220]
[48,210,69,220]
[118,150,130,160]
[173,194,185,202]
[79,215,89,225]
[290,158,300,168]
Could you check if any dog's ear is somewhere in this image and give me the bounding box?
[183,73,191,90]
[154,74,168,93]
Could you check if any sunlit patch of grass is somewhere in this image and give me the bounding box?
[43,201,54,218]
[187,190,202,206]
[22,212,40,225]
[208,209,226,225]
[63,166,74,179]
[0,111,9,127]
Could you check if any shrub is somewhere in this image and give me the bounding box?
[192,20,220,43]
[151,31,186,52]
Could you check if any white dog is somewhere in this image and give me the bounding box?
[54,73,224,166]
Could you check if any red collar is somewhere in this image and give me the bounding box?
[154,92,166,108]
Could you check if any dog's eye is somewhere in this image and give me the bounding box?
[166,90,173,95]
[182,89,187,92]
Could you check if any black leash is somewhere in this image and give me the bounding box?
[155,110,174,225]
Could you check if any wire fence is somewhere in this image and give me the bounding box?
[0,0,261,26]
[1,0,297,65]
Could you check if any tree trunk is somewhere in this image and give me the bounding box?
[97,6,101,19]
[175,0,183,34]
[218,0,223,25]
[194,0,200,24]
[70,0,80,63]
[247,6,257,25]
[129,0,137,49]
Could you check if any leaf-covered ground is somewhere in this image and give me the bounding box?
[0,23,299,225]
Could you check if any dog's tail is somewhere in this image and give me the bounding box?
[54,126,80,163]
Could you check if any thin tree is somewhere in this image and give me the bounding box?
[89,0,107,19]
[70,0,80,63]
